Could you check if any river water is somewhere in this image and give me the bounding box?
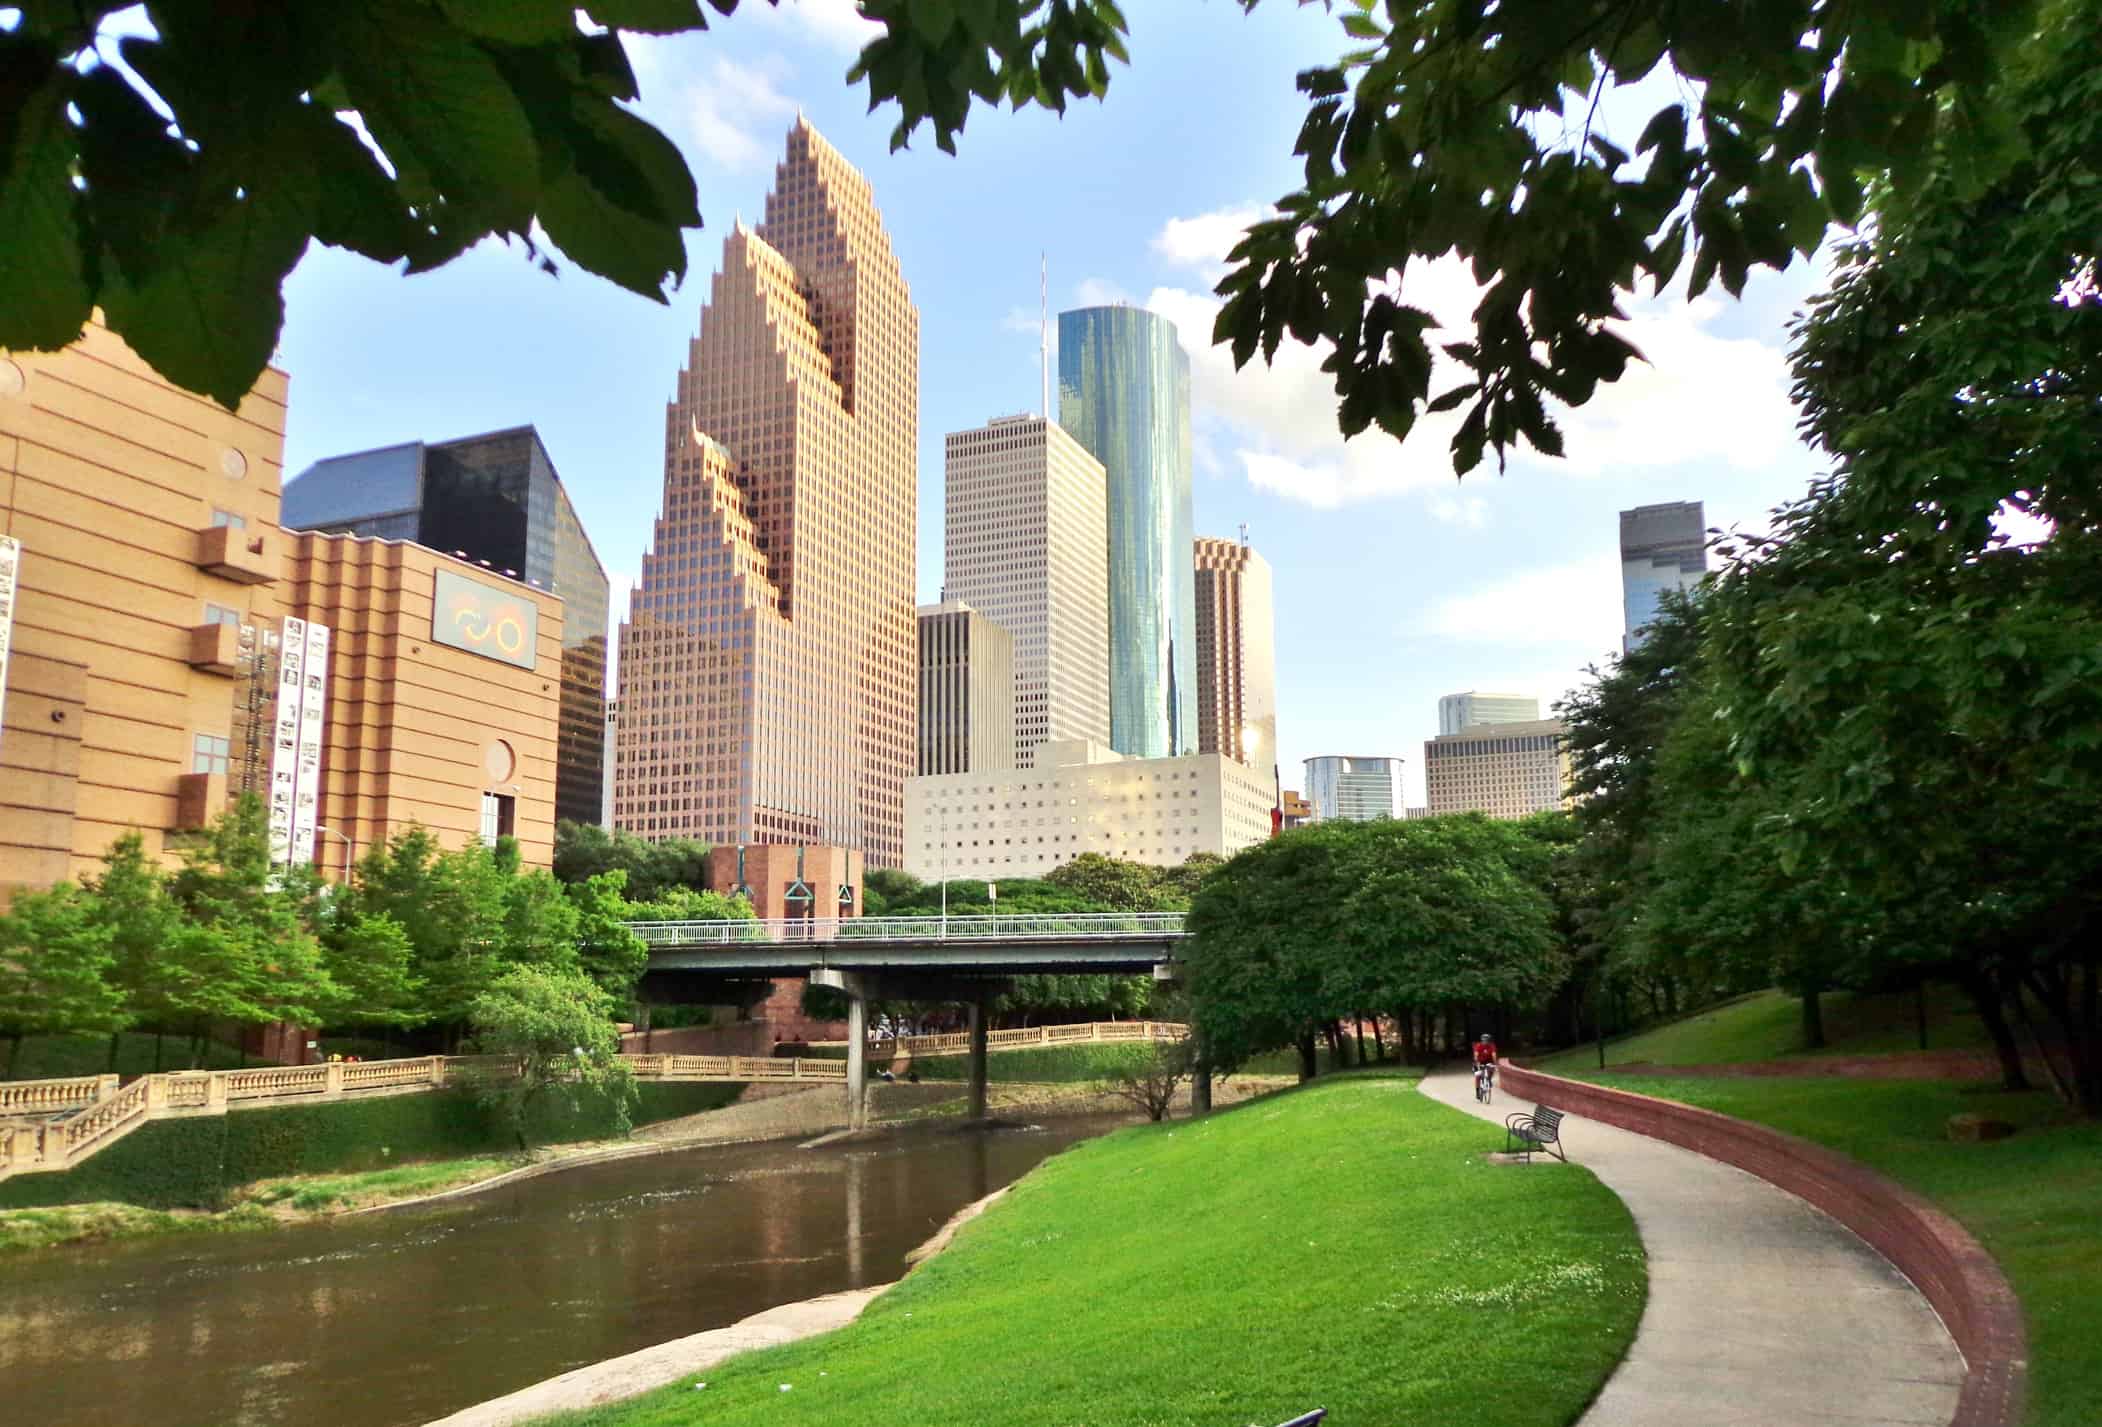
[0,1117,1117,1427]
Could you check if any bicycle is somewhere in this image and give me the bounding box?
[1473,1061,1495,1104]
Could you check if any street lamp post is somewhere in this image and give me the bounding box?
[314,824,354,884]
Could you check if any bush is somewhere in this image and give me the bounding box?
[0,1081,742,1211]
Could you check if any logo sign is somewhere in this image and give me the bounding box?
[433,569,537,670]
[0,536,19,749]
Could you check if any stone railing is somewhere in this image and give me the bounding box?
[0,1074,115,1117]
[1500,1062,2027,1427]
[811,1020,1189,1060]
[0,1051,852,1183]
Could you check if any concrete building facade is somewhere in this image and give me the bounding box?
[1437,691,1541,736]
[1057,306,1196,760]
[615,120,919,864]
[941,414,1108,768]
[282,426,609,828]
[1192,534,1277,766]
[1280,788,1313,829]
[1423,718,1571,819]
[1303,755,1402,823]
[1620,500,1707,650]
[917,599,1015,776]
[905,739,1273,881]
[0,323,564,901]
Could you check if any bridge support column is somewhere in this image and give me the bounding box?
[813,969,871,1132]
[966,996,990,1122]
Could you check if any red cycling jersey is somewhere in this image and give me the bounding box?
[1472,1039,1498,1065]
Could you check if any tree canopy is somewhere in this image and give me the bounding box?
[6,0,2058,473]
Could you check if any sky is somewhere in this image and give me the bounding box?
[274,1,1830,809]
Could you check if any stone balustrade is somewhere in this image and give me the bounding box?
[0,1051,867,1182]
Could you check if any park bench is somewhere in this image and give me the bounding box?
[1271,1413,1325,1427]
[1505,1105,1567,1163]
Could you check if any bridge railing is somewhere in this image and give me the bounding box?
[631,912,1188,947]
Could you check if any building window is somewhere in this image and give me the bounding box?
[202,602,242,627]
[480,792,517,847]
[210,509,246,530]
[191,733,231,774]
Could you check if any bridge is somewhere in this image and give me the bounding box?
[632,913,1192,1129]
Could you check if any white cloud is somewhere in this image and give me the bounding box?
[1420,554,1624,656]
[1428,493,1490,528]
[1140,204,1816,510]
[749,0,883,52]
[680,57,799,172]
[1074,276,1132,308]
[1151,205,1264,281]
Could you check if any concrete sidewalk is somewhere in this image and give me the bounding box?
[1419,1072,1964,1426]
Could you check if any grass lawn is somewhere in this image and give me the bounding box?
[905,1041,1158,1083]
[236,1155,524,1212]
[1574,1074,2099,1427]
[547,1073,1645,1427]
[1530,985,1990,1072]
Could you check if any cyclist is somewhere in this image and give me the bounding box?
[1472,1032,1499,1101]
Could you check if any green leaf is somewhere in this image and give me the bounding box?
[98,183,312,409]
[581,0,708,34]
[0,56,93,351]
[537,160,685,301]
[335,0,543,233]
[911,0,959,44]
[437,0,579,44]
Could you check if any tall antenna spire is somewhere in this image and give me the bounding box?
[1040,252,1050,422]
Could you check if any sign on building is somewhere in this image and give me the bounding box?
[0,536,18,748]
[265,616,330,867]
[432,568,537,670]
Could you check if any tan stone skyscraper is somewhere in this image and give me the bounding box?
[614,121,918,864]
[1193,534,1276,766]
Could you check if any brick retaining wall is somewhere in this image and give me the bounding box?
[1500,1062,2025,1427]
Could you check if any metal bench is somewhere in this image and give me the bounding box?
[1505,1105,1566,1163]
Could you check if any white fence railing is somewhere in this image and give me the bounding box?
[812,1020,1189,1059]
[632,912,1188,947]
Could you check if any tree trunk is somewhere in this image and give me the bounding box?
[1957,970,2028,1091]
[1355,1015,1371,1065]
[1296,1031,1318,1082]
[1800,987,1825,1051]
[1370,1016,1387,1062]
[1394,1009,1414,1064]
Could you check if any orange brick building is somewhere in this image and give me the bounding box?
[0,323,564,900]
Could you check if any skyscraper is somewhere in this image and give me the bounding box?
[282,426,609,827]
[613,120,918,864]
[1193,533,1277,766]
[1437,691,1542,736]
[1303,755,1403,822]
[1057,305,1196,759]
[942,414,1109,768]
[1620,500,1707,649]
[917,600,1015,776]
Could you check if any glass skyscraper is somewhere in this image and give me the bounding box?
[1058,305,1196,759]
[1619,501,1707,650]
[281,427,610,827]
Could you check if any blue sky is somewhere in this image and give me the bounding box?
[276,1,1827,807]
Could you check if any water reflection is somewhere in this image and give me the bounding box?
[0,1118,1112,1427]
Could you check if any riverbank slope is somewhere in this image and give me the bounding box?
[537,1071,1646,1427]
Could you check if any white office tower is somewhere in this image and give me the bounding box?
[943,414,1111,769]
[1303,755,1404,822]
[1437,691,1542,736]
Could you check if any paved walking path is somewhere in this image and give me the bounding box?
[1419,1072,1965,1426]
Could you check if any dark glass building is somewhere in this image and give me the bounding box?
[282,427,610,826]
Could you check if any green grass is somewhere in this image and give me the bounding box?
[547,1074,1645,1427]
[1530,985,1991,1072]
[1570,1074,2099,1427]
[907,1041,1160,1083]
[238,1155,522,1212]
[0,1201,275,1254]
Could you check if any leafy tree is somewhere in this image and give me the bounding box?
[1103,1035,1195,1123]
[567,869,650,1002]
[81,831,187,1069]
[4,1,2049,471]
[0,883,126,1076]
[1689,4,2102,1109]
[500,868,584,970]
[295,872,425,1033]
[553,822,711,902]
[861,867,923,916]
[622,884,753,923]
[467,964,634,1149]
[350,827,512,1036]
[1044,853,1160,912]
